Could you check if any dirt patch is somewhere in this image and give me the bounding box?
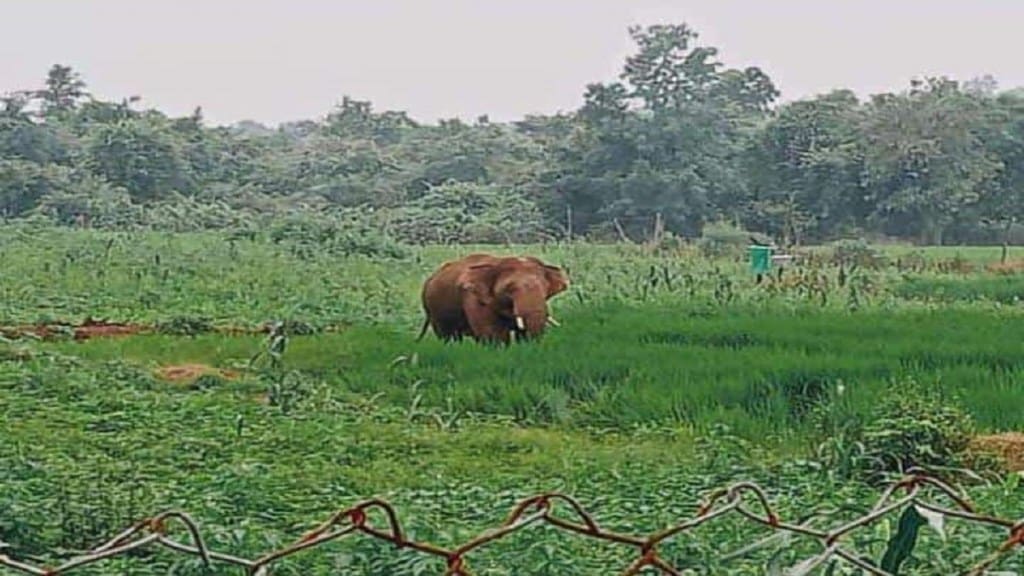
[73,320,145,340]
[969,432,1024,471]
[0,325,56,340]
[985,259,1024,275]
[154,363,240,384]
[0,319,147,341]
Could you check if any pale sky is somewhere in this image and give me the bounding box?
[2,0,1022,126]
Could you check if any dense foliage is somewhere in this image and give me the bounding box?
[3,23,1023,246]
[4,19,1024,575]
[2,230,1024,574]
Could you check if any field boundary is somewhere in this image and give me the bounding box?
[2,470,1021,575]
[0,319,290,341]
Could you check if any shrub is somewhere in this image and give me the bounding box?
[268,210,409,259]
[829,239,888,269]
[858,379,975,482]
[697,220,764,258]
[809,378,977,483]
[387,181,546,244]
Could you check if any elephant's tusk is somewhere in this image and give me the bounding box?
[547,316,561,327]
[515,316,525,330]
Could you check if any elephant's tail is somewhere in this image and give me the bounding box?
[415,317,430,341]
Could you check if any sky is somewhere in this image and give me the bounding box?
[2,0,1022,126]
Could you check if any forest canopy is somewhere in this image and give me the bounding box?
[2,23,1022,247]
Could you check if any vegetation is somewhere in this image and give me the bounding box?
[2,228,1024,574]
[2,24,1024,249]
[3,17,1024,576]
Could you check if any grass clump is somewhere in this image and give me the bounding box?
[859,379,976,481]
[894,274,1024,304]
[810,378,980,484]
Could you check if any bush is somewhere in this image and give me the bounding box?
[697,220,764,258]
[387,181,546,244]
[810,378,977,483]
[859,380,974,482]
[268,210,409,259]
[829,239,888,269]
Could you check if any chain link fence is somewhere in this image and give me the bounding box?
[2,469,1022,575]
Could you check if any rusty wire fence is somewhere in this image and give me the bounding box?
[1,469,1022,575]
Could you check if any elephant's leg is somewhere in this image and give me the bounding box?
[429,307,469,342]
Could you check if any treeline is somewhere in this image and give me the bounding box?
[2,23,1023,246]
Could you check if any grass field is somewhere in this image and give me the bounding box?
[2,226,1024,574]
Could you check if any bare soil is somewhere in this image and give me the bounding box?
[154,363,240,384]
[970,432,1024,471]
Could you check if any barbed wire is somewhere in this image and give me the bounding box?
[2,469,1022,575]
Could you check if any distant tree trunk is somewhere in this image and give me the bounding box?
[1002,219,1016,264]
[920,215,944,246]
[613,218,633,243]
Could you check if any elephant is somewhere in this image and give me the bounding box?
[416,253,570,345]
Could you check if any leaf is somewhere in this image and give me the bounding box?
[765,546,787,575]
[912,504,946,540]
[880,506,926,574]
[786,550,832,576]
[1006,470,1022,494]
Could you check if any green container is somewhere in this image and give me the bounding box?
[749,245,773,274]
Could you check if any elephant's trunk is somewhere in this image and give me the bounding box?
[512,295,549,338]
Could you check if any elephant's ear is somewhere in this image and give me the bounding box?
[457,263,498,306]
[542,264,569,297]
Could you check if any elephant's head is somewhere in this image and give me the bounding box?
[458,256,569,340]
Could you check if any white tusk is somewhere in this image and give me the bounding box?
[547,316,560,327]
[515,316,525,330]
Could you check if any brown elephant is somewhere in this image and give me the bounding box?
[416,253,570,344]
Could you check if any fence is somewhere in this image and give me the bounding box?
[1,469,1022,575]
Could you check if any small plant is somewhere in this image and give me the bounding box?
[857,379,976,483]
[250,321,288,371]
[156,315,213,336]
[830,239,888,270]
[697,220,764,259]
[263,369,317,414]
[935,254,975,274]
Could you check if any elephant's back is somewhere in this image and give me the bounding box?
[421,253,496,306]
[421,261,463,307]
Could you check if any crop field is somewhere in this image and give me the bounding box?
[2,225,1024,575]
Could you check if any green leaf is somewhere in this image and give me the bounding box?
[1006,470,1022,494]
[880,506,926,574]
[913,504,946,541]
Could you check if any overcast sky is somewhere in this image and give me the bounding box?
[2,0,1022,126]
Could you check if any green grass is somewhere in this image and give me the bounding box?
[895,274,1024,304]
[3,343,1022,575]
[874,243,1016,263]
[49,303,1024,438]
[3,226,1024,574]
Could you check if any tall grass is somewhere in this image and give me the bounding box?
[895,275,1024,304]
[57,302,1024,445]
[4,226,1024,574]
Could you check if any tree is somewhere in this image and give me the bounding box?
[861,78,1002,244]
[546,23,775,240]
[977,90,1024,258]
[621,24,721,110]
[618,23,779,113]
[323,96,417,145]
[745,90,867,244]
[0,94,69,164]
[389,181,545,244]
[34,64,89,116]
[85,117,189,201]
